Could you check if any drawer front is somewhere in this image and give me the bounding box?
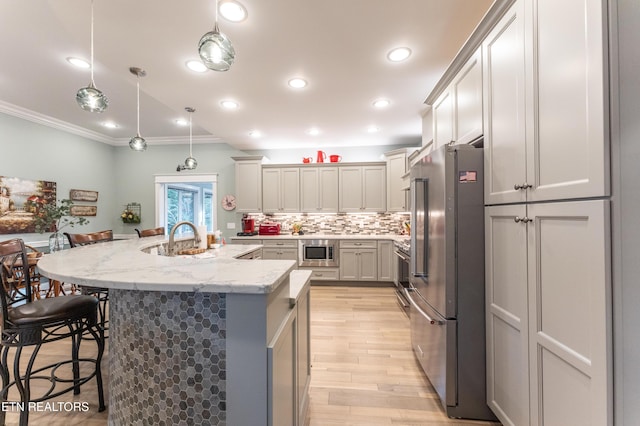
[298,268,339,280]
[262,239,298,248]
[339,240,377,249]
[231,239,263,245]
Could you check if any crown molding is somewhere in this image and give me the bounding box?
[111,135,223,146]
[0,100,116,144]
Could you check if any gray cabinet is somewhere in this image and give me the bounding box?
[263,167,300,213]
[296,283,311,426]
[233,156,263,213]
[262,240,298,262]
[384,150,410,212]
[376,240,393,282]
[339,240,377,281]
[300,166,339,212]
[267,308,297,426]
[338,165,386,212]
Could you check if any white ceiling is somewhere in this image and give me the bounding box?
[0,0,492,150]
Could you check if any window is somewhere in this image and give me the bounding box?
[154,174,218,235]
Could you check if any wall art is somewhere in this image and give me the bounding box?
[69,189,99,202]
[69,205,97,217]
[0,176,57,234]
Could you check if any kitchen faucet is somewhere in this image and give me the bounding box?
[168,221,201,256]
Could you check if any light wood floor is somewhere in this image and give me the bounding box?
[0,286,501,425]
[306,286,501,426]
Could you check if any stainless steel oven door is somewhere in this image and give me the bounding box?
[394,249,410,310]
[298,240,339,267]
[405,287,457,409]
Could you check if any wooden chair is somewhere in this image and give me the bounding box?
[64,231,113,337]
[0,239,105,426]
[135,227,165,237]
[3,245,43,301]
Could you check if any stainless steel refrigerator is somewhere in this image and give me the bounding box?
[406,144,495,420]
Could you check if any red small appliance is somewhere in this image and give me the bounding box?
[259,222,281,235]
[242,217,255,234]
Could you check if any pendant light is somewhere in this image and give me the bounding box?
[76,0,109,112]
[128,67,147,151]
[177,107,198,171]
[198,0,235,72]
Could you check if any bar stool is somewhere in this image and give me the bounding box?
[63,230,113,337]
[135,227,164,237]
[0,239,105,426]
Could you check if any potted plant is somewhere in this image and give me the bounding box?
[33,199,90,252]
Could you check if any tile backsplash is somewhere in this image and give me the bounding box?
[246,213,410,235]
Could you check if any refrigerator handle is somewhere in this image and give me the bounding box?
[404,288,443,325]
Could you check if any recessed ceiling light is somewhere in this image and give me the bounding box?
[175,118,189,126]
[66,57,90,69]
[367,126,380,133]
[249,130,262,138]
[102,121,118,129]
[373,99,391,108]
[307,128,320,136]
[288,78,307,89]
[186,60,207,73]
[387,47,412,62]
[220,100,239,109]
[219,0,248,22]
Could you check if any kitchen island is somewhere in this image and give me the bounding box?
[37,236,311,426]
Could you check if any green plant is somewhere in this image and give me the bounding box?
[33,199,89,233]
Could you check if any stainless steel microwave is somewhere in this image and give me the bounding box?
[298,239,338,267]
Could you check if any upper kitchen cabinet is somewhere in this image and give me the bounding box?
[431,48,483,149]
[262,166,300,213]
[385,149,413,212]
[338,164,386,212]
[300,166,339,213]
[233,156,264,213]
[484,0,609,205]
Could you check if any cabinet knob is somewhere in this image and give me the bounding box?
[514,216,533,223]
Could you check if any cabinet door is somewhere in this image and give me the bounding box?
[300,168,319,213]
[483,0,528,205]
[261,247,281,260]
[377,240,393,282]
[296,286,311,425]
[268,308,297,426]
[338,167,363,212]
[262,168,282,213]
[527,0,609,202]
[362,166,386,212]
[358,249,378,281]
[235,160,262,212]
[527,200,611,426]
[433,89,453,149]
[318,167,339,212]
[485,203,530,426]
[281,168,300,212]
[454,48,483,145]
[339,249,359,280]
[386,153,407,212]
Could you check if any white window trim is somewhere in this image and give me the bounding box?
[154,173,218,231]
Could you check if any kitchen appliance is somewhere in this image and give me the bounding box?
[316,150,326,163]
[407,144,495,420]
[242,216,255,234]
[298,240,338,267]
[302,157,312,163]
[258,222,281,235]
[393,238,410,312]
[329,154,342,163]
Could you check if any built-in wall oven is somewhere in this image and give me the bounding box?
[298,240,339,267]
[393,239,410,312]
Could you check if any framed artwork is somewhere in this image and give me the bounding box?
[69,189,99,202]
[69,205,97,217]
[0,176,57,234]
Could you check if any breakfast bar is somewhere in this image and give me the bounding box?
[37,236,310,426]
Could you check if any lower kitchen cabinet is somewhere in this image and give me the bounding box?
[485,200,611,426]
[339,241,377,281]
[377,240,393,282]
[262,240,298,262]
[299,267,339,281]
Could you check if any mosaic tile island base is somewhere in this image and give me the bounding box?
[37,236,309,425]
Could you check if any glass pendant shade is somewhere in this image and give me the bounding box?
[198,24,235,72]
[76,82,109,112]
[129,134,147,151]
[184,156,198,170]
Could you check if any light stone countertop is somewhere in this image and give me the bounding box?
[37,235,295,294]
[230,233,409,241]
